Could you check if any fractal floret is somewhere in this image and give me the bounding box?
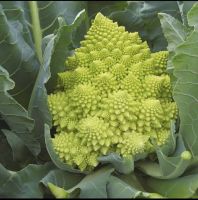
[48,13,178,171]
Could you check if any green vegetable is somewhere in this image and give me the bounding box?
[47,182,69,198]
[48,13,178,171]
[181,151,192,160]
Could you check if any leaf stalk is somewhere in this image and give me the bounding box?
[29,1,43,63]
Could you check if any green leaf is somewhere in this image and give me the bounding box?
[110,1,195,52]
[47,182,69,198]
[0,1,87,107]
[172,30,198,157]
[40,169,84,190]
[98,153,134,174]
[0,65,40,156]
[136,134,191,179]
[0,162,55,198]
[1,129,31,162]
[145,173,198,198]
[0,5,39,107]
[187,2,198,28]
[0,164,12,186]
[36,1,87,36]
[158,12,190,85]
[40,168,84,198]
[107,175,142,198]
[109,2,145,42]
[107,175,164,198]
[116,173,145,192]
[44,124,85,174]
[67,166,114,198]
[28,1,88,63]
[0,132,21,170]
[87,1,127,18]
[28,35,54,148]
[158,12,188,52]
[139,1,192,51]
[0,65,34,133]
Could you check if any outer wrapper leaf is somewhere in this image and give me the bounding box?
[107,176,142,198]
[0,65,40,156]
[110,1,195,52]
[107,175,164,198]
[0,1,87,37]
[67,166,114,198]
[145,174,198,198]
[187,2,198,29]
[0,162,55,198]
[40,169,84,191]
[136,125,191,179]
[0,5,39,107]
[1,129,31,162]
[0,65,34,133]
[173,31,198,156]
[98,153,134,174]
[158,12,188,53]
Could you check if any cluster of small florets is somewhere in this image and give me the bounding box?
[48,13,178,171]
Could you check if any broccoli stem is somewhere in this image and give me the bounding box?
[29,1,43,63]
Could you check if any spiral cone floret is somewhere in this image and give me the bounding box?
[78,116,114,154]
[52,132,98,171]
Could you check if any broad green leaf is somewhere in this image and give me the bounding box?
[44,124,85,174]
[87,1,127,18]
[156,134,189,177]
[0,162,55,198]
[0,1,87,108]
[0,65,40,156]
[176,1,197,27]
[110,1,195,52]
[187,2,198,28]
[136,134,191,179]
[98,153,134,174]
[0,133,22,170]
[0,5,39,107]
[0,66,34,133]
[28,35,54,148]
[107,175,142,198]
[28,1,88,63]
[158,12,190,85]
[146,173,198,198]
[158,13,188,52]
[172,30,198,156]
[0,1,88,42]
[67,166,114,198]
[117,173,145,192]
[139,1,191,51]
[40,168,84,198]
[40,169,84,190]
[0,164,12,186]
[36,1,87,36]
[107,175,164,198]
[109,2,145,41]
[47,182,69,198]
[1,129,31,162]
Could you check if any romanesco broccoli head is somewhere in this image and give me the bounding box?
[48,13,178,172]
